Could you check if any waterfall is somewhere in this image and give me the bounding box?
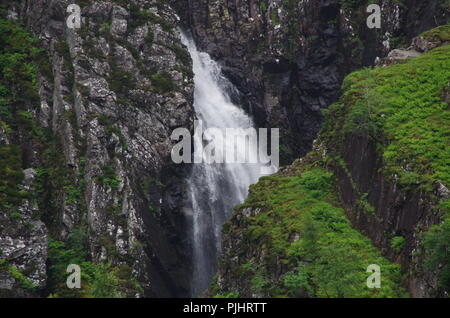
[180,32,273,296]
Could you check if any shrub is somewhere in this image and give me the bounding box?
[97,164,121,190]
[151,72,174,94]
[422,213,450,292]
[323,43,450,191]
[47,227,143,298]
[283,265,313,296]
[219,168,409,297]
[420,25,450,42]
[144,31,154,46]
[391,236,406,252]
[0,145,25,211]
[108,70,136,96]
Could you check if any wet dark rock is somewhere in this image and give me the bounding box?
[1,0,195,297]
[174,0,449,164]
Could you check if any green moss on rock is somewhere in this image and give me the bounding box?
[218,166,408,298]
[323,44,450,191]
[420,25,450,42]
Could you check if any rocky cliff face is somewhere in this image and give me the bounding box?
[326,31,450,297]
[213,30,450,298]
[0,168,47,297]
[1,0,195,297]
[175,0,449,164]
[175,0,449,297]
[1,0,449,299]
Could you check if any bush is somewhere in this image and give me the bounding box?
[144,31,154,46]
[219,168,409,298]
[0,145,25,211]
[47,227,143,298]
[151,72,174,94]
[283,265,313,296]
[420,25,450,42]
[391,236,406,252]
[422,213,450,292]
[97,164,121,190]
[331,44,450,189]
[108,70,136,96]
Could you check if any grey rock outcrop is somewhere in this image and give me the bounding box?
[0,168,47,297]
[1,0,196,297]
[174,0,449,164]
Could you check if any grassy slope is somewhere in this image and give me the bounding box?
[216,28,450,298]
[217,162,408,297]
[321,34,450,292]
[323,44,450,191]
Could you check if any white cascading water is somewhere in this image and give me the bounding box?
[180,33,273,296]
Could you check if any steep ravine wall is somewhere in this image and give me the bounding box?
[176,0,449,297]
[1,0,196,297]
[323,31,450,297]
[1,0,449,298]
[334,133,444,297]
[212,38,450,297]
[174,0,449,164]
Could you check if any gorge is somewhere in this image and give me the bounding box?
[180,32,268,296]
[0,0,449,299]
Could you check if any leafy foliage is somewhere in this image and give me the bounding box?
[0,18,140,298]
[422,212,450,292]
[323,44,450,190]
[151,72,174,94]
[97,164,121,190]
[0,259,37,290]
[0,18,51,215]
[316,31,450,295]
[47,227,143,298]
[0,145,25,212]
[420,25,450,42]
[221,168,408,298]
[0,18,41,125]
[391,236,406,252]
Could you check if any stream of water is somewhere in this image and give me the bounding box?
[180,33,272,296]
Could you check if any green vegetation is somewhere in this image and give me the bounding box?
[144,31,154,46]
[323,44,450,190]
[420,25,450,42]
[214,39,450,295]
[151,72,174,94]
[47,226,142,298]
[108,69,136,96]
[0,16,85,232]
[0,15,141,299]
[95,114,127,150]
[221,167,408,297]
[0,259,37,291]
[259,1,268,12]
[128,4,152,33]
[282,0,301,60]
[170,44,191,65]
[54,40,75,98]
[129,4,173,34]
[92,3,180,98]
[270,9,281,26]
[97,164,121,190]
[319,31,450,294]
[106,42,137,99]
[422,212,450,292]
[0,145,26,212]
[0,18,52,216]
[391,236,406,252]
[0,19,40,125]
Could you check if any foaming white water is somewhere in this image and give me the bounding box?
[181,32,272,296]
